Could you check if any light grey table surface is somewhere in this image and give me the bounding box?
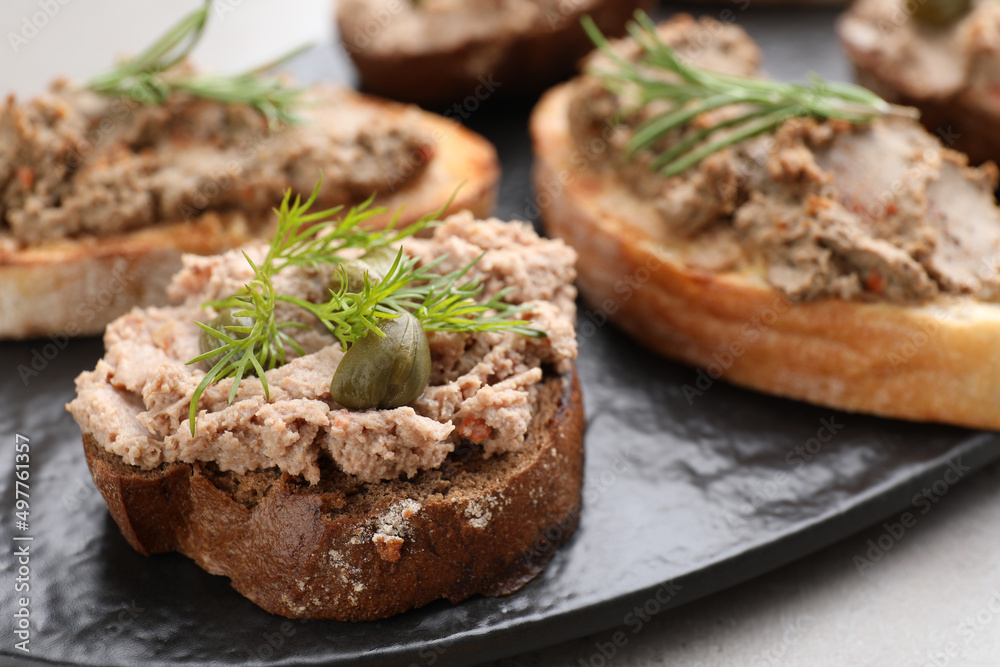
[4,2,998,665]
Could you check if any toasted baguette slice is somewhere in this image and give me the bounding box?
[0,93,498,341]
[532,82,1000,431]
[82,369,583,621]
[336,0,654,107]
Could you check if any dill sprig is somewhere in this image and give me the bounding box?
[186,180,543,433]
[86,0,308,128]
[582,11,916,177]
[187,255,305,423]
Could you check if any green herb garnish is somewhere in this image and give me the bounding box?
[186,180,543,433]
[86,0,308,128]
[582,11,915,177]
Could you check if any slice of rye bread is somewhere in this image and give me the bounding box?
[82,369,584,621]
[0,91,499,340]
[336,0,655,107]
[532,79,1000,432]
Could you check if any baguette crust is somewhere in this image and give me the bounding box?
[532,82,1000,431]
[82,369,583,621]
[337,0,654,107]
[0,94,499,340]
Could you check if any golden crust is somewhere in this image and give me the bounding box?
[0,92,499,340]
[532,82,1000,431]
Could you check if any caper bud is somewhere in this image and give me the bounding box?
[914,0,970,25]
[329,258,382,294]
[330,312,431,410]
[199,306,255,367]
[359,245,399,274]
[327,245,399,294]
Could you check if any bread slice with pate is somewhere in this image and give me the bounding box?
[0,83,498,340]
[531,14,1000,431]
[839,0,1000,165]
[67,211,583,621]
[336,0,655,107]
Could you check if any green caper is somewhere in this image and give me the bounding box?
[327,246,399,294]
[199,306,255,367]
[359,245,399,273]
[914,0,971,25]
[329,258,382,294]
[330,312,431,410]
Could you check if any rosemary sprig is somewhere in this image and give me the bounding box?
[582,11,916,177]
[186,180,543,433]
[86,0,307,128]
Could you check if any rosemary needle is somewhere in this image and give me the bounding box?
[581,11,917,177]
[86,0,308,129]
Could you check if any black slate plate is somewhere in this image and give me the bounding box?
[3,6,999,667]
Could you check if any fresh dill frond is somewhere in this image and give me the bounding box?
[86,0,308,129]
[581,11,916,177]
[186,252,306,430]
[186,179,543,433]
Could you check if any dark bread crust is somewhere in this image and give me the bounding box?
[337,0,655,107]
[82,369,584,621]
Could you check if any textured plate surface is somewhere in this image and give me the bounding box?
[3,6,999,667]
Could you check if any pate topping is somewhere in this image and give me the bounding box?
[67,213,577,484]
[339,0,601,55]
[0,82,430,245]
[570,14,1000,304]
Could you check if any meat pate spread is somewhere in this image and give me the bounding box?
[67,213,577,484]
[839,0,1000,116]
[569,15,1000,304]
[0,83,430,246]
[339,0,601,55]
